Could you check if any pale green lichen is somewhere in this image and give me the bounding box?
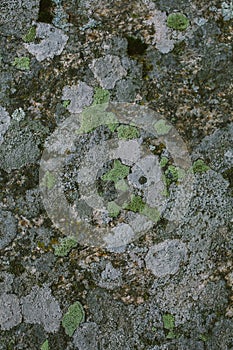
[102,160,130,183]
[54,236,78,257]
[12,57,30,70]
[117,125,140,140]
[62,100,70,108]
[192,159,210,173]
[40,340,49,350]
[77,104,118,134]
[93,87,110,105]
[62,301,85,337]
[167,13,189,31]
[107,201,121,218]
[154,119,172,135]
[115,179,129,192]
[141,205,160,223]
[42,171,56,190]
[162,313,177,339]
[23,26,36,43]
[160,156,169,168]
[199,334,208,342]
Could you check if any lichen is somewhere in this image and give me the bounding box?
[62,100,70,108]
[40,339,49,350]
[107,201,121,218]
[167,13,189,31]
[115,179,129,192]
[101,160,130,183]
[77,104,118,134]
[141,205,160,223]
[117,125,140,140]
[54,236,78,257]
[165,165,179,185]
[41,171,56,190]
[160,156,169,168]
[93,87,110,105]
[162,313,177,339]
[153,119,172,135]
[62,301,85,337]
[12,57,30,70]
[123,195,145,213]
[192,159,210,173]
[23,26,36,43]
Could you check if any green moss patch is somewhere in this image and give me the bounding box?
[167,13,189,31]
[54,236,78,257]
[62,301,85,337]
[102,160,130,183]
[93,87,110,105]
[23,26,36,43]
[12,57,30,70]
[192,159,210,173]
[162,313,177,339]
[124,195,145,213]
[40,340,49,350]
[117,125,140,140]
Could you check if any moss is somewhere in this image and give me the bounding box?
[160,156,169,168]
[154,119,172,135]
[102,160,130,183]
[42,171,56,190]
[192,159,210,173]
[141,205,160,223]
[107,201,121,218]
[40,340,49,350]
[162,313,175,330]
[77,104,118,134]
[167,13,189,31]
[162,313,177,339]
[199,334,208,342]
[23,26,36,43]
[12,57,30,70]
[54,236,78,257]
[62,100,70,108]
[93,87,110,105]
[124,195,145,213]
[62,301,85,337]
[165,165,179,185]
[117,125,140,140]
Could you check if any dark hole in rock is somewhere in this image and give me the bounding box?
[139,176,147,184]
[126,36,148,56]
[38,0,54,23]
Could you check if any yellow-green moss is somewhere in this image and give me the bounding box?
[117,125,140,140]
[23,26,36,43]
[12,57,30,70]
[54,236,78,257]
[40,340,49,350]
[192,159,210,173]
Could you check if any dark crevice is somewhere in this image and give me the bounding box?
[38,0,54,23]
[126,36,148,56]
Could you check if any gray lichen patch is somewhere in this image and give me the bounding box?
[21,285,62,333]
[145,239,188,277]
[0,106,10,145]
[24,23,69,62]
[62,82,94,114]
[73,322,99,350]
[0,293,22,330]
[0,210,17,250]
[89,55,127,89]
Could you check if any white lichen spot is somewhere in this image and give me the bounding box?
[89,55,127,89]
[24,23,69,62]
